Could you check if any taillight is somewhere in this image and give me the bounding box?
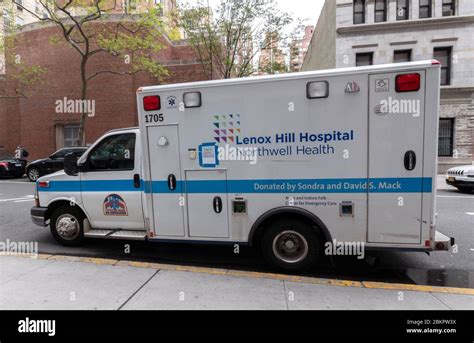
[143,96,161,111]
[396,73,421,93]
[0,162,8,170]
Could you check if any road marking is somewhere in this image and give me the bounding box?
[2,253,473,296]
[0,197,32,202]
[0,181,32,185]
[14,199,35,203]
[0,195,34,202]
[465,212,474,216]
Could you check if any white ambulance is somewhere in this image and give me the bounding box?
[31,61,454,272]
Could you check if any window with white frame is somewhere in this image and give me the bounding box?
[63,124,80,147]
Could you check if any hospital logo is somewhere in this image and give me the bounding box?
[213,114,241,143]
[167,96,177,109]
[103,194,128,216]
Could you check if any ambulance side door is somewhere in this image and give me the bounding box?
[79,132,145,229]
[368,71,425,244]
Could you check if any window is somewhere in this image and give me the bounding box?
[394,50,412,63]
[71,148,87,157]
[397,0,409,20]
[356,52,373,66]
[63,124,80,147]
[419,0,432,18]
[88,133,135,171]
[438,119,454,156]
[353,0,365,24]
[374,0,387,22]
[15,16,24,26]
[442,0,455,16]
[3,9,11,29]
[434,47,452,85]
[51,149,74,159]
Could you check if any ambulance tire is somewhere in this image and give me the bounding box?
[262,219,321,273]
[50,206,85,247]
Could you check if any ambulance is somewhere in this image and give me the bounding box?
[31,61,454,272]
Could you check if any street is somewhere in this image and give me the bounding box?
[1,177,473,288]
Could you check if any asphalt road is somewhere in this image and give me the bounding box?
[1,177,473,288]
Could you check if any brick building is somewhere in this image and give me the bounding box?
[290,25,314,72]
[0,21,209,160]
[302,0,474,172]
[258,32,286,75]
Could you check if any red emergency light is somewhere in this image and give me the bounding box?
[38,181,49,188]
[143,96,161,111]
[395,73,421,93]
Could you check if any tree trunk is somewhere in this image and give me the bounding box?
[77,56,88,147]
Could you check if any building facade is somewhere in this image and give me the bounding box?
[302,0,474,171]
[1,0,48,28]
[0,0,177,76]
[258,32,286,75]
[0,21,209,160]
[290,25,314,72]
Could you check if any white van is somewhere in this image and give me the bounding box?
[31,61,454,272]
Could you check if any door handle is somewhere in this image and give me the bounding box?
[134,174,141,188]
[404,151,416,171]
[213,196,223,214]
[168,174,177,191]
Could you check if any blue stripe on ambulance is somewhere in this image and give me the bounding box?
[38,177,432,194]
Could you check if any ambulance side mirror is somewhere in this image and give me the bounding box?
[64,153,79,176]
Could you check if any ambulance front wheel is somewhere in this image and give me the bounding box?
[50,206,85,247]
[261,219,321,272]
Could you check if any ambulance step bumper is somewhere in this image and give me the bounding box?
[434,230,455,251]
[84,229,147,241]
[108,230,147,240]
[84,230,115,238]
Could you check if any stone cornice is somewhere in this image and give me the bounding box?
[337,15,474,34]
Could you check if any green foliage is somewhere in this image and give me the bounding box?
[95,7,168,79]
[1,0,170,144]
[0,1,48,98]
[175,0,294,79]
[260,61,287,75]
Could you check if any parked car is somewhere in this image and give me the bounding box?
[26,147,88,182]
[0,158,27,178]
[446,165,474,193]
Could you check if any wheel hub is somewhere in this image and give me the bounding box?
[272,230,309,264]
[56,215,79,239]
[29,169,39,180]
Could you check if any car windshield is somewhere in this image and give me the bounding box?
[51,150,66,158]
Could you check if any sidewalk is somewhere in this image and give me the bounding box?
[1,254,473,310]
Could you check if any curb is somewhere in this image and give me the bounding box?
[2,253,474,296]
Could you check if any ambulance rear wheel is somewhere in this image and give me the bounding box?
[50,206,85,247]
[261,219,321,272]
